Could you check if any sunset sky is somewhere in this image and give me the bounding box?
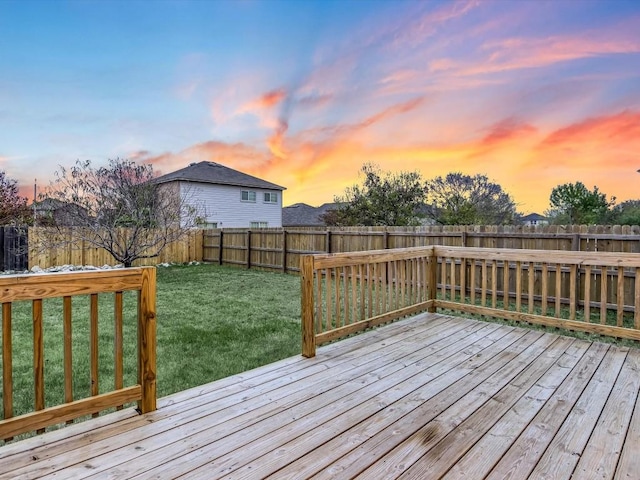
[1,0,639,214]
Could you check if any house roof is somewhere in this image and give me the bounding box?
[153,161,286,191]
[521,213,547,221]
[283,202,340,226]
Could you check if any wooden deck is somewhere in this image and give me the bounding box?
[1,313,639,479]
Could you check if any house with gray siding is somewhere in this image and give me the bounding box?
[153,161,286,228]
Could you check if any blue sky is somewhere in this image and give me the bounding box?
[1,0,639,212]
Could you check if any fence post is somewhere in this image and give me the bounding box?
[282,230,288,273]
[301,255,316,358]
[217,230,224,265]
[138,267,157,414]
[326,230,332,254]
[572,234,581,251]
[427,247,438,313]
[246,230,252,269]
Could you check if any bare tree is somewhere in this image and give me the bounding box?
[0,170,31,225]
[424,173,518,225]
[40,158,204,267]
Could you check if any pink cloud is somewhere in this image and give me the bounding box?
[460,29,640,76]
[242,88,287,111]
[538,110,640,153]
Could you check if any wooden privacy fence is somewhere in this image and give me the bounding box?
[301,246,640,357]
[0,267,156,441]
[19,225,640,270]
[28,227,203,268]
[204,225,640,274]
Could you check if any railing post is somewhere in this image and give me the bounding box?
[138,267,157,414]
[427,247,437,313]
[2,303,12,441]
[301,255,316,358]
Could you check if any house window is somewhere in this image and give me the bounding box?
[264,192,278,204]
[197,221,218,229]
[241,190,256,202]
[250,221,268,228]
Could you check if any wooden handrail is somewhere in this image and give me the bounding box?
[301,247,436,357]
[1,267,156,442]
[301,246,640,357]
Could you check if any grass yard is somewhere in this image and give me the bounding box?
[155,264,301,395]
[1,264,301,423]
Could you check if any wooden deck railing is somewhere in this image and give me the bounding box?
[300,247,436,357]
[301,246,640,356]
[1,267,156,441]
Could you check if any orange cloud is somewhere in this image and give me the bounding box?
[244,88,287,111]
[267,119,289,160]
[538,110,640,153]
[477,118,537,150]
[135,104,640,216]
[137,141,272,176]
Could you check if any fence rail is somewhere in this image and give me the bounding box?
[0,267,156,441]
[301,246,640,357]
[204,225,640,274]
[11,224,640,270]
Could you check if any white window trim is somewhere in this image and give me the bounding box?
[197,221,218,229]
[241,190,257,203]
[263,192,278,204]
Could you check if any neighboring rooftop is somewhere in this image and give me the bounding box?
[521,213,547,221]
[283,202,339,227]
[153,161,286,191]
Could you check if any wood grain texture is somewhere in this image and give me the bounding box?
[0,267,157,440]
[0,268,144,302]
[138,267,157,414]
[32,299,44,435]
[301,256,316,357]
[1,314,639,480]
[0,386,141,441]
[2,303,13,441]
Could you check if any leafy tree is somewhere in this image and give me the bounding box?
[0,171,31,225]
[321,164,426,226]
[424,173,518,225]
[546,182,614,225]
[609,200,640,226]
[41,158,203,267]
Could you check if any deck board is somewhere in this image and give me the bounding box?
[2,313,640,479]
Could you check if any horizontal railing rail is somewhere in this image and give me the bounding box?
[301,246,640,357]
[1,267,156,442]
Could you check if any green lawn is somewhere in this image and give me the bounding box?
[155,264,301,395]
[1,264,301,422]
